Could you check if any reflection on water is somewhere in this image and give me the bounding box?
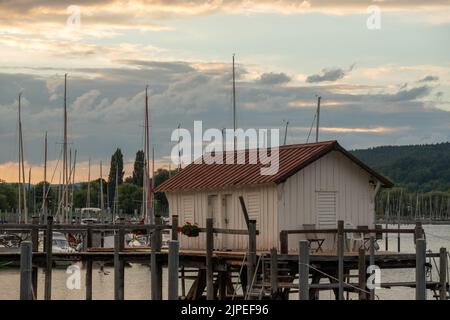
[0,224,449,300]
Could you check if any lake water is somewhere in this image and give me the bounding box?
[1,224,449,300]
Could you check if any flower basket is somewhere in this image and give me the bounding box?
[180,222,200,237]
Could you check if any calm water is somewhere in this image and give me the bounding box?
[1,224,449,300]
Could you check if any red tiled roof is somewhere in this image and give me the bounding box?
[155,140,393,192]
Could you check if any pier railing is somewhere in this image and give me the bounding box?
[279,221,424,254]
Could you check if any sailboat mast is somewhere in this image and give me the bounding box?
[232,54,236,149]
[71,149,77,216]
[315,96,321,143]
[18,93,28,223]
[18,93,22,222]
[42,132,47,221]
[61,74,68,222]
[283,120,289,146]
[145,86,152,223]
[100,161,104,213]
[87,157,91,208]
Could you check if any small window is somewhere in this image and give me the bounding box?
[247,192,260,221]
[183,196,194,223]
[317,191,337,228]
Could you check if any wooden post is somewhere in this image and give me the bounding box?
[337,220,344,300]
[247,219,257,292]
[206,218,214,300]
[439,247,447,300]
[416,238,426,300]
[299,240,309,300]
[358,248,367,300]
[20,241,33,300]
[414,221,423,244]
[114,232,124,300]
[369,236,375,300]
[168,240,179,300]
[44,216,53,300]
[151,217,163,300]
[86,225,93,300]
[280,231,288,254]
[172,215,179,241]
[270,248,278,295]
[31,216,39,299]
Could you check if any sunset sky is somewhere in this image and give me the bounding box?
[1,0,450,182]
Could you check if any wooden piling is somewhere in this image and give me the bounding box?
[280,231,288,254]
[44,216,53,300]
[114,232,124,300]
[20,241,32,300]
[270,248,278,295]
[439,247,447,300]
[415,238,426,300]
[247,219,257,290]
[206,218,214,300]
[31,216,39,299]
[414,221,423,244]
[168,240,179,300]
[369,236,375,300]
[172,215,179,241]
[358,248,367,300]
[151,217,163,300]
[86,225,93,300]
[337,220,344,300]
[299,240,309,300]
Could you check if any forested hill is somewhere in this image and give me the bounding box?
[350,142,450,192]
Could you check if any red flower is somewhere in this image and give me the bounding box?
[185,229,190,236]
[177,226,182,233]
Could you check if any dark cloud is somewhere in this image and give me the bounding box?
[306,64,355,83]
[256,72,291,85]
[419,75,439,82]
[0,62,448,168]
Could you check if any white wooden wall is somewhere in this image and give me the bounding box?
[166,184,278,251]
[277,151,378,252]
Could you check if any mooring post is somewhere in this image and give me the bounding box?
[439,247,448,300]
[280,231,288,254]
[299,240,309,300]
[168,240,179,300]
[86,225,93,300]
[247,219,257,291]
[416,238,426,300]
[114,232,124,300]
[369,236,375,300]
[337,220,344,300]
[270,248,278,295]
[20,241,33,300]
[172,215,179,241]
[414,221,424,244]
[151,216,163,300]
[358,248,367,300]
[31,216,39,299]
[206,218,214,300]
[44,216,53,300]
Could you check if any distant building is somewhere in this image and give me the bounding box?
[155,141,392,252]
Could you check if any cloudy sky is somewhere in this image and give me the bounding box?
[1,0,450,182]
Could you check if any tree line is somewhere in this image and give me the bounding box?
[0,148,179,218]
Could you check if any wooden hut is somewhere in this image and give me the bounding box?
[155,140,392,252]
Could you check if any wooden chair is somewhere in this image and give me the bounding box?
[302,224,325,253]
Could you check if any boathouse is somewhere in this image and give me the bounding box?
[155,141,392,252]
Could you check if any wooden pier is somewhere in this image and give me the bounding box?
[0,216,449,300]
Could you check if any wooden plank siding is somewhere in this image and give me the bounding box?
[277,151,377,252]
[166,184,279,251]
[167,150,379,253]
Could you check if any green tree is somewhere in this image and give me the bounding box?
[108,148,124,206]
[118,183,142,214]
[132,150,145,186]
